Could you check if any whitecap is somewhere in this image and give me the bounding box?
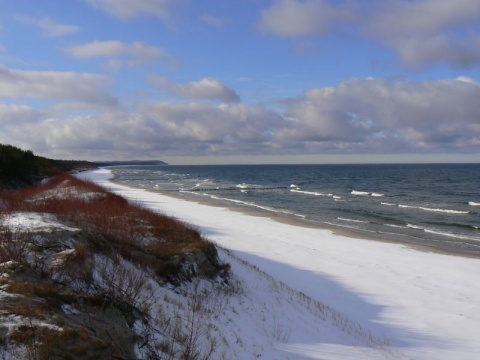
[469,202,480,206]
[351,190,370,196]
[351,190,384,197]
[385,224,407,229]
[291,189,329,196]
[423,228,479,241]
[338,217,369,224]
[399,204,470,215]
[236,183,263,190]
[381,202,396,206]
[185,192,306,219]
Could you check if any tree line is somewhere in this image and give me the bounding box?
[0,143,96,188]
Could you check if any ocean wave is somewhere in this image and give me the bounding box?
[182,191,306,219]
[194,181,207,187]
[406,224,479,241]
[351,190,369,196]
[381,202,397,206]
[290,189,332,197]
[469,201,480,206]
[427,221,480,231]
[234,183,288,191]
[407,224,424,230]
[290,184,300,188]
[351,190,385,197]
[338,217,369,224]
[399,204,471,215]
[385,224,408,229]
[236,183,261,189]
[423,229,479,241]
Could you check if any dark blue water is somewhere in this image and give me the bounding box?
[109,164,480,255]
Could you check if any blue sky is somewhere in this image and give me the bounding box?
[1,0,480,164]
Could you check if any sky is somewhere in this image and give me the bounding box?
[1,0,480,165]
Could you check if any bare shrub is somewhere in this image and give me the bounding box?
[0,223,30,265]
[94,253,154,308]
[263,310,292,343]
[142,280,228,360]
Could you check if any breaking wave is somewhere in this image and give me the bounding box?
[291,189,333,197]
[399,204,471,215]
[351,190,385,197]
[181,191,306,219]
[338,217,369,224]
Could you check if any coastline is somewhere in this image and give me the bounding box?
[80,168,480,359]
[107,171,480,259]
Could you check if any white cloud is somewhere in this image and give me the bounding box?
[201,14,232,28]
[66,40,126,59]
[258,0,480,69]
[85,0,182,21]
[3,77,479,160]
[257,0,357,37]
[279,77,480,153]
[0,64,116,105]
[65,41,174,69]
[369,0,480,38]
[0,103,43,125]
[151,77,241,103]
[367,0,480,69]
[3,103,284,159]
[392,36,480,69]
[15,16,80,37]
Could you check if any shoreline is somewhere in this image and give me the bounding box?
[108,173,480,259]
[78,168,480,359]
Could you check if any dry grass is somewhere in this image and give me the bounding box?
[0,173,225,359]
[0,173,212,261]
[10,323,111,360]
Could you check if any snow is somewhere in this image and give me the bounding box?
[79,168,480,359]
[1,212,80,233]
[61,304,80,315]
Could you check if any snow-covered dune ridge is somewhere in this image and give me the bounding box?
[80,168,480,360]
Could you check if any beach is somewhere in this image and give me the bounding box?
[81,168,480,359]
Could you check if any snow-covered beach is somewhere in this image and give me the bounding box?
[81,168,480,359]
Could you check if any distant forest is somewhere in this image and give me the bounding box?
[0,143,96,188]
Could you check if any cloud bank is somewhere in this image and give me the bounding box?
[2,72,479,160]
[2,1,479,162]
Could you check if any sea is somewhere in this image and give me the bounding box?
[108,163,480,256]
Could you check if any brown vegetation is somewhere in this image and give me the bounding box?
[1,173,213,261]
[0,173,230,359]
